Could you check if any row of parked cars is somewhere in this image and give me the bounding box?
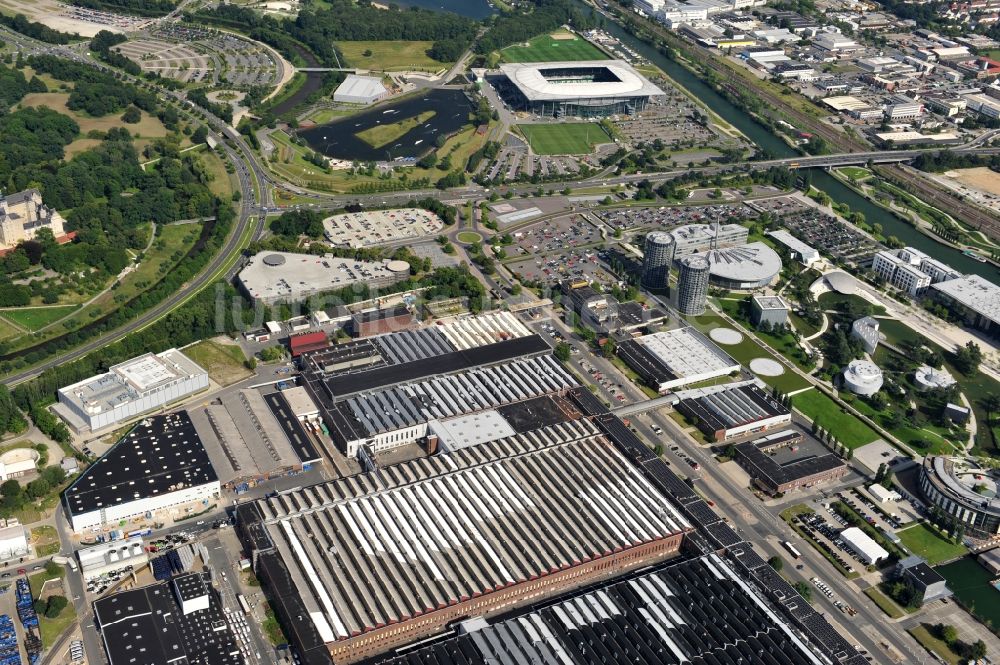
[794,513,857,575]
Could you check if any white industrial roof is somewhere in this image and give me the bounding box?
[431,410,517,452]
[840,526,888,562]
[706,242,783,283]
[635,328,740,381]
[499,60,664,101]
[767,229,819,263]
[334,75,387,100]
[932,275,1000,325]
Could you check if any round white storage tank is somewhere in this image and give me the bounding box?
[913,365,957,391]
[843,359,884,397]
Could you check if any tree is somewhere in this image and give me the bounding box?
[601,338,617,358]
[793,581,812,602]
[26,477,49,499]
[44,560,61,577]
[936,623,958,645]
[768,555,783,571]
[952,341,982,376]
[969,640,987,660]
[121,106,142,124]
[554,342,571,362]
[44,595,68,618]
[0,480,20,499]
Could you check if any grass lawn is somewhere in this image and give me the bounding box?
[715,298,814,371]
[501,29,608,63]
[28,569,62,599]
[39,601,76,650]
[199,147,236,200]
[896,523,967,565]
[837,166,872,181]
[909,624,961,665]
[863,586,905,619]
[0,317,19,341]
[791,389,880,449]
[356,110,436,149]
[184,339,250,386]
[17,92,175,157]
[817,291,887,316]
[0,305,79,332]
[30,525,60,558]
[456,231,483,244]
[517,123,610,155]
[338,40,446,71]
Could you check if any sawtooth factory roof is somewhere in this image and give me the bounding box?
[240,419,691,643]
[367,553,826,665]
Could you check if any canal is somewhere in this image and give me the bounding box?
[391,0,495,19]
[578,0,999,280]
[937,557,1000,629]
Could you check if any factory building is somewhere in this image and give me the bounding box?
[617,328,740,393]
[750,295,789,327]
[369,553,832,665]
[496,60,664,118]
[734,430,847,495]
[352,305,416,337]
[55,349,208,433]
[920,456,1000,538]
[94,572,243,665]
[238,252,411,305]
[0,523,27,561]
[236,420,691,664]
[676,254,710,315]
[332,75,388,105]
[62,412,220,533]
[674,380,792,441]
[641,231,674,289]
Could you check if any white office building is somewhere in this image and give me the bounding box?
[56,349,208,432]
[872,247,959,297]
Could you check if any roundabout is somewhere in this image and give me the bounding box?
[456,231,483,244]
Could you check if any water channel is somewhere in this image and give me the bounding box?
[390,0,495,19]
[936,557,1000,629]
[575,0,998,280]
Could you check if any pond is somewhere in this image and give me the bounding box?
[937,556,1000,630]
[299,89,473,162]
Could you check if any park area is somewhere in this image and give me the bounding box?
[517,123,610,155]
[501,29,608,63]
[791,389,880,449]
[896,523,967,565]
[0,306,78,333]
[337,41,447,72]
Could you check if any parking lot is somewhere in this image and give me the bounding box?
[596,202,756,231]
[776,208,880,266]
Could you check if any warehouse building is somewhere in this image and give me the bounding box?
[495,60,664,117]
[767,229,820,266]
[839,526,888,565]
[734,430,847,495]
[920,455,1000,538]
[62,412,221,533]
[617,328,740,393]
[236,420,691,664]
[368,553,829,665]
[94,571,242,665]
[77,536,149,582]
[238,252,411,305]
[332,74,388,105]
[55,349,208,433]
[0,523,27,561]
[674,380,792,441]
[352,305,415,337]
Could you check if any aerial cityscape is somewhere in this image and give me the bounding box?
[0,0,996,662]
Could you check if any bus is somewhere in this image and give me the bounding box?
[782,541,802,559]
[238,594,252,615]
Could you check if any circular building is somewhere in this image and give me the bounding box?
[677,255,710,316]
[642,232,674,290]
[705,242,782,290]
[914,365,957,391]
[920,456,1000,538]
[843,359,883,396]
[386,260,411,274]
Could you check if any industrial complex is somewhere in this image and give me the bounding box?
[617,327,740,392]
[674,380,792,441]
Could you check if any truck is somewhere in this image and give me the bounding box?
[51,555,79,572]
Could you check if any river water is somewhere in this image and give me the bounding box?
[389,0,495,19]
[576,0,998,280]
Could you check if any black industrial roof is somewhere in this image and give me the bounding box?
[567,386,609,416]
[366,554,827,665]
[495,394,576,432]
[94,572,241,665]
[173,571,208,602]
[63,411,218,518]
[906,561,946,587]
[263,391,322,464]
[321,334,550,398]
[617,338,676,388]
[735,438,845,488]
[353,305,412,324]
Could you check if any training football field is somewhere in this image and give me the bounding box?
[517,123,610,155]
[501,31,608,63]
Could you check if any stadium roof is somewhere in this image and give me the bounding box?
[63,411,218,519]
[499,60,664,101]
[243,420,690,642]
[366,553,826,665]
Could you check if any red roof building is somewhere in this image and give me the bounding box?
[289,331,330,357]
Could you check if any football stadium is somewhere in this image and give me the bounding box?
[495,60,664,117]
